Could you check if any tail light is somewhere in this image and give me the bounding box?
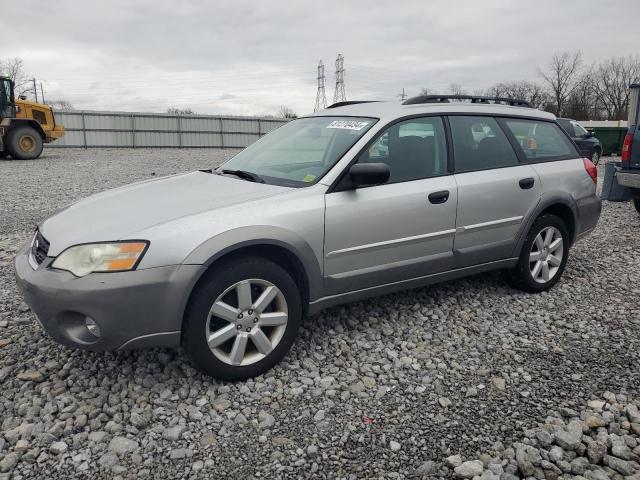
[621,132,633,168]
[583,158,597,183]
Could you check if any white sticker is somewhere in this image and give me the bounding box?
[326,120,370,131]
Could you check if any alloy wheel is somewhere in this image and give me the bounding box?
[205,278,288,366]
[529,226,564,284]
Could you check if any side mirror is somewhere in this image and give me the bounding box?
[585,131,594,138]
[348,162,390,187]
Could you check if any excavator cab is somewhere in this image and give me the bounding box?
[0,76,16,119]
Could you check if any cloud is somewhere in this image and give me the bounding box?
[3,0,637,116]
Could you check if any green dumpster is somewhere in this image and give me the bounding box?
[585,126,627,156]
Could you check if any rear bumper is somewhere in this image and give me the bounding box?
[575,194,602,241]
[616,170,640,190]
[45,126,65,143]
[14,245,204,351]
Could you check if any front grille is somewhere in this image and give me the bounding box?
[31,230,50,265]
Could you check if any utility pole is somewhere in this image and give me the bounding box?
[314,60,327,112]
[333,54,346,104]
[398,88,408,102]
[32,78,38,102]
[40,82,45,104]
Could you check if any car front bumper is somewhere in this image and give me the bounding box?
[14,245,204,351]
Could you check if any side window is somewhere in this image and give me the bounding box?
[449,116,519,172]
[358,116,447,183]
[504,119,576,160]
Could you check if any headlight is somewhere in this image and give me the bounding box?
[51,241,149,277]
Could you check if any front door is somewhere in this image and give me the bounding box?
[324,116,458,295]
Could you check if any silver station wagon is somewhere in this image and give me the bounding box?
[15,95,601,380]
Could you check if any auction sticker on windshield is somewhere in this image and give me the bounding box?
[326,120,371,130]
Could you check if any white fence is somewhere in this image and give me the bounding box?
[48,110,288,148]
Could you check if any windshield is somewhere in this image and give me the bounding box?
[220,116,377,187]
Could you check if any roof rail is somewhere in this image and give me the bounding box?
[326,100,379,109]
[402,95,533,108]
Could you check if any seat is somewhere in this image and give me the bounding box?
[389,136,429,182]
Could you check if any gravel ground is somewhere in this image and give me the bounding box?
[0,149,639,479]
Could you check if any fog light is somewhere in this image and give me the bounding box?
[85,318,101,338]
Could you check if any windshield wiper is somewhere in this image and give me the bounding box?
[221,169,265,183]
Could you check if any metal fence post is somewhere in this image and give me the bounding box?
[177,115,183,148]
[219,117,225,148]
[81,112,87,149]
[131,114,136,148]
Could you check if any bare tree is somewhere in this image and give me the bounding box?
[167,107,195,115]
[48,99,75,111]
[277,105,297,119]
[486,80,549,109]
[539,51,583,116]
[449,83,467,96]
[592,55,640,120]
[563,71,601,120]
[0,57,32,96]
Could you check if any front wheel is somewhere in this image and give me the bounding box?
[504,214,570,293]
[0,151,10,159]
[634,197,640,214]
[183,255,302,381]
[590,149,601,166]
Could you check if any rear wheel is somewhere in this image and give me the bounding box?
[504,214,569,293]
[0,151,10,159]
[590,149,601,166]
[634,197,640,214]
[183,255,302,381]
[6,126,43,160]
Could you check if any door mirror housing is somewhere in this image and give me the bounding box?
[348,162,390,188]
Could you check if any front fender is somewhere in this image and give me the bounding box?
[183,225,323,302]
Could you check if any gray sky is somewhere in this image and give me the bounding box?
[4,0,638,116]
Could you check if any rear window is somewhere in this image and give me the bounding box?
[504,119,577,160]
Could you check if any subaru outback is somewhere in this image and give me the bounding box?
[15,95,601,380]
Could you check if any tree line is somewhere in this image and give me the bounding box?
[418,51,640,121]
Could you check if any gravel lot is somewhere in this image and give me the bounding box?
[1,149,639,479]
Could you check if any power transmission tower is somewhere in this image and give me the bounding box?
[398,88,408,102]
[333,54,346,103]
[314,60,327,111]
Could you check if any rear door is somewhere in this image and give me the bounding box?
[449,115,542,267]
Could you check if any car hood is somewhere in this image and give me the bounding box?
[41,171,292,256]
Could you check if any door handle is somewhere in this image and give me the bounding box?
[428,190,450,204]
[519,177,535,189]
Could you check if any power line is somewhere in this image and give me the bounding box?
[314,60,327,111]
[333,54,346,103]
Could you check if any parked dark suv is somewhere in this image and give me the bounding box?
[557,118,603,165]
[616,83,640,213]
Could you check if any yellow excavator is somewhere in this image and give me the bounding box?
[0,75,64,159]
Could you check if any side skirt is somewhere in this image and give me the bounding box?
[308,258,518,315]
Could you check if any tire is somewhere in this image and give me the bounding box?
[590,149,601,166]
[503,214,570,293]
[634,197,640,214]
[183,255,302,381]
[5,126,43,160]
[0,151,10,159]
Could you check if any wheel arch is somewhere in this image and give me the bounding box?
[180,229,323,322]
[512,194,578,257]
[4,118,46,140]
